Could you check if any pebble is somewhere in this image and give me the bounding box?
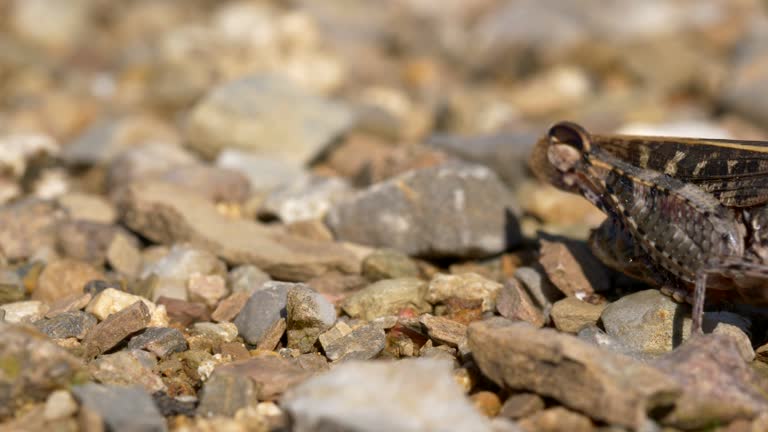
[282,358,492,432]
[0,198,65,261]
[361,248,421,281]
[550,297,606,334]
[468,318,679,430]
[499,393,545,420]
[227,265,272,294]
[0,300,48,323]
[185,74,353,162]
[120,181,360,281]
[140,243,227,302]
[85,287,168,327]
[57,192,117,224]
[419,314,467,348]
[34,310,97,339]
[106,142,196,189]
[211,291,251,322]
[322,323,386,362]
[106,231,143,277]
[259,174,353,223]
[496,278,545,327]
[470,391,502,417]
[341,277,430,321]
[326,163,523,258]
[34,258,104,305]
[538,237,609,297]
[127,327,188,358]
[72,383,167,432]
[187,273,228,307]
[427,272,502,313]
[215,149,305,193]
[89,350,166,393]
[286,284,337,353]
[518,407,594,432]
[197,370,257,417]
[156,297,210,328]
[82,300,151,358]
[233,281,291,345]
[0,269,25,304]
[213,354,313,400]
[43,390,78,421]
[158,164,252,203]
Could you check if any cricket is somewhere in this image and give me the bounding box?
[530,121,768,334]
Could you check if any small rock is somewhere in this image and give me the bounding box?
[34,258,103,305]
[213,354,313,400]
[0,269,26,304]
[283,358,492,432]
[190,322,239,343]
[127,327,188,358]
[227,265,271,294]
[188,273,228,307]
[140,243,226,302]
[89,350,166,393]
[286,284,337,353]
[496,278,545,327]
[186,75,353,162]
[654,334,768,429]
[86,287,167,327]
[82,301,151,358]
[106,232,142,277]
[513,266,561,317]
[468,318,680,429]
[470,391,502,417]
[318,321,353,348]
[216,150,304,193]
[156,297,210,327]
[158,164,251,203]
[71,383,167,432]
[120,181,360,281]
[0,300,48,323]
[427,272,502,312]
[197,370,257,417]
[518,407,594,432]
[211,291,250,322]
[257,318,287,352]
[0,322,86,418]
[57,192,117,224]
[538,238,609,297]
[342,278,430,321]
[361,249,421,281]
[322,323,386,362]
[326,163,522,258]
[500,393,545,420]
[0,199,65,261]
[34,311,97,339]
[234,281,292,345]
[419,314,467,348]
[44,292,92,318]
[259,174,353,223]
[43,390,78,421]
[550,297,606,334]
[55,221,130,266]
[105,141,194,189]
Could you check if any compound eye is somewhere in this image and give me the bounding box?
[546,122,591,172]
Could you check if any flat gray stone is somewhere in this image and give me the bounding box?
[326,163,522,258]
[34,311,97,340]
[71,383,167,432]
[127,327,188,358]
[234,282,292,345]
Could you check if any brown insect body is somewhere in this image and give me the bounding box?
[531,122,768,332]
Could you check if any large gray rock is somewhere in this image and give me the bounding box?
[326,163,522,258]
[282,358,493,432]
[185,75,353,162]
[119,181,360,281]
[468,318,680,429]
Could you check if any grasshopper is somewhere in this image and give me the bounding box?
[530,122,768,333]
